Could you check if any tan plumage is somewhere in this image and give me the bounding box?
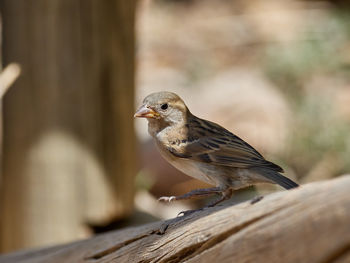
[135,91,298,207]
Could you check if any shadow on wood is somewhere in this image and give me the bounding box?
[1,175,350,263]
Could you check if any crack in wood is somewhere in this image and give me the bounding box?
[85,205,290,262]
[159,207,286,263]
[321,242,350,263]
[2,177,350,263]
[84,202,296,262]
[84,232,153,260]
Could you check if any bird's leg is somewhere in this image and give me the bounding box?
[177,188,232,217]
[207,188,233,207]
[158,187,223,202]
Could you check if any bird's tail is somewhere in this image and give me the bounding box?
[251,168,299,189]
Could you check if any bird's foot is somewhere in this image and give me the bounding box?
[156,209,201,235]
[156,211,198,235]
[177,208,203,217]
[250,195,264,205]
[157,222,170,235]
[158,196,177,202]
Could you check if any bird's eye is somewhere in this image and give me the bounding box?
[160,103,168,110]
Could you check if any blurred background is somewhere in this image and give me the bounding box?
[0,0,349,254]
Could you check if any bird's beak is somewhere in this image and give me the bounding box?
[134,105,160,119]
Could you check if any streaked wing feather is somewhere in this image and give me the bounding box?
[168,118,283,172]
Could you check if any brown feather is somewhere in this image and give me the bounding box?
[168,116,284,173]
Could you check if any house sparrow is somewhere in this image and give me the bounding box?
[135,91,298,208]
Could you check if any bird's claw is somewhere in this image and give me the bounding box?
[250,195,264,205]
[156,223,169,235]
[158,196,176,202]
[177,208,202,217]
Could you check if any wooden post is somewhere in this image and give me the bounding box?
[0,0,136,252]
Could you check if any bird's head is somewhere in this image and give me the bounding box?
[134,91,190,125]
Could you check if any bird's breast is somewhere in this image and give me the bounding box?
[153,139,217,186]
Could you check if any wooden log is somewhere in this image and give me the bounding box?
[1,175,350,263]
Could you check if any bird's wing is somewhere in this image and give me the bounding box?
[167,118,284,172]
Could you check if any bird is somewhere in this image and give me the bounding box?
[134,91,298,210]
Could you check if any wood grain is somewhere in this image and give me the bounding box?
[1,175,350,263]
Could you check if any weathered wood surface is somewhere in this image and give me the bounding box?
[1,175,350,263]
